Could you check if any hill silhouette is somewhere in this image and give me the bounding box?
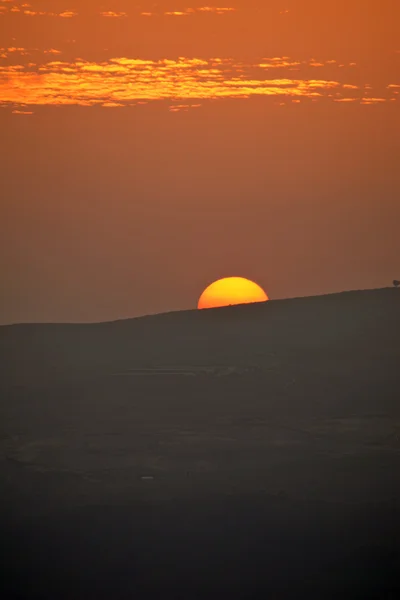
[1,288,399,599]
[1,287,399,377]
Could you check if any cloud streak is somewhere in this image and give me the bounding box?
[148,7,236,17]
[0,55,397,110]
[0,2,236,18]
[0,2,78,17]
[100,11,127,18]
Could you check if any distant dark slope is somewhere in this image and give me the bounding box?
[1,290,400,600]
[0,288,399,381]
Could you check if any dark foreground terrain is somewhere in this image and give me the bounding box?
[1,288,399,599]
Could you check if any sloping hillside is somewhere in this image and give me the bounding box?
[1,287,398,377]
[0,288,399,599]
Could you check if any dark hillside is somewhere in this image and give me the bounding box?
[1,288,399,599]
[1,287,398,377]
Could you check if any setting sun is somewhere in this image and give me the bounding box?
[198,277,269,309]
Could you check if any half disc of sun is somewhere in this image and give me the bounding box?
[198,277,268,309]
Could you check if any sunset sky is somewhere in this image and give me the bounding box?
[1,1,399,323]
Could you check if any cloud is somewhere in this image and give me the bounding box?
[0,46,62,59]
[0,2,78,17]
[59,11,77,18]
[259,58,358,71]
[100,11,127,18]
[141,7,236,17]
[196,7,235,13]
[169,103,202,112]
[1,46,29,54]
[12,108,34,114]
[0,55,380,109]
[360,97,387,105]
[0,3,236,18]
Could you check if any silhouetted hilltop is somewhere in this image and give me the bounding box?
[1,288,400,599]
[0,288,399,382]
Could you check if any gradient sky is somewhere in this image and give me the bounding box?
[1,1,399,323]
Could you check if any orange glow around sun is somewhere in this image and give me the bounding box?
[198,277,269,309]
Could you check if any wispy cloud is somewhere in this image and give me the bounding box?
[196,7,235,13]
[169,103,202,112]
[0,3,236,18]
[142,6,236,17]
[0,1,77,17]
[12,108,34,114]
[360,97,387,105]
[100,11,127,19]
[1,55,393,109]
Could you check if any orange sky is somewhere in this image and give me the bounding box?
[0,1,399,323]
